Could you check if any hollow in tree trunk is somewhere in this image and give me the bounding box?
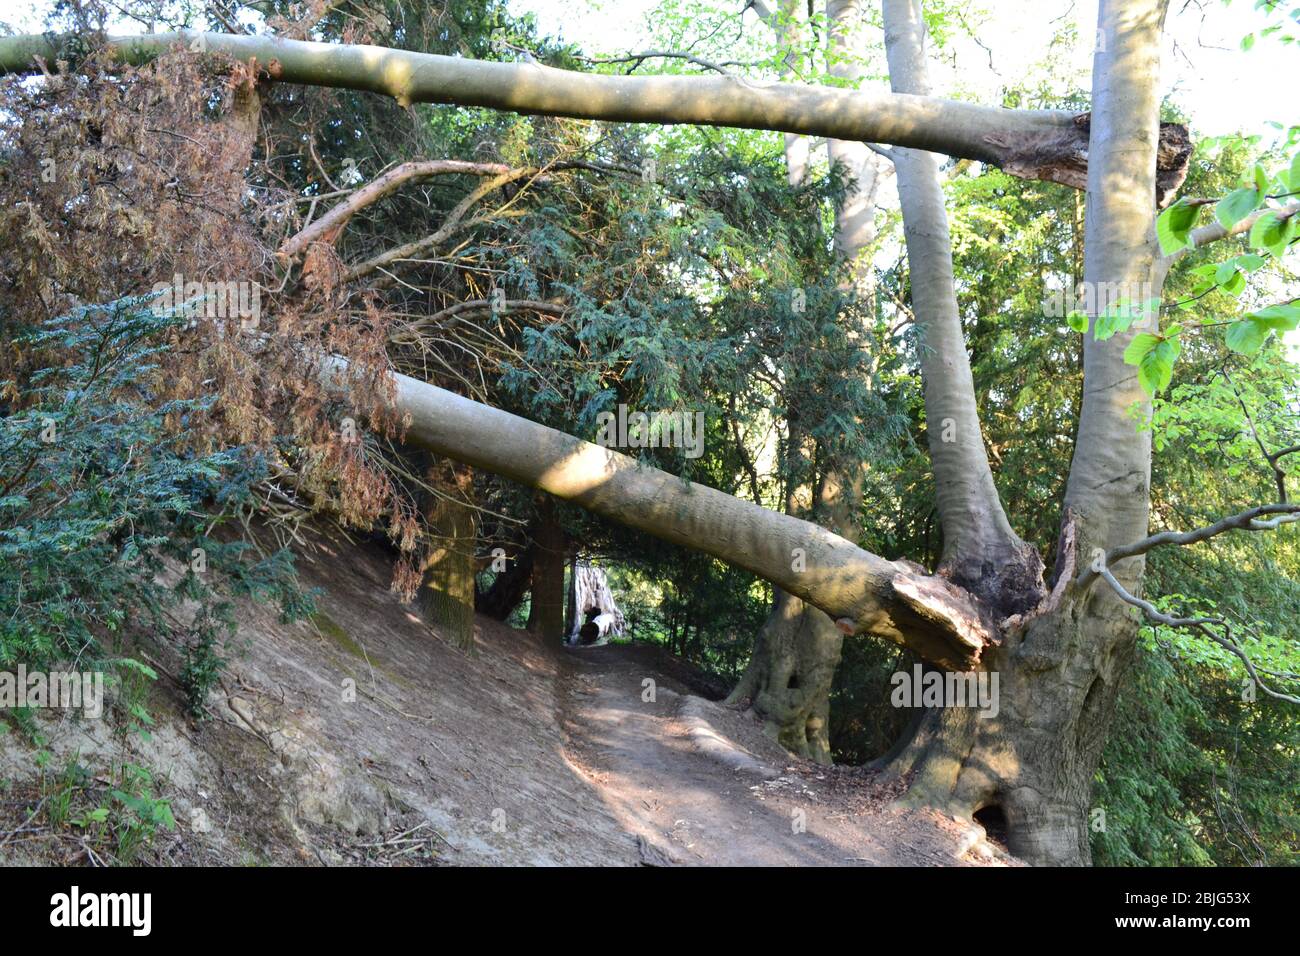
[876,559,1138,865]
[726,590,844,764]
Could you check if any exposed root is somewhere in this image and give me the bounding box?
[678,695,782,781]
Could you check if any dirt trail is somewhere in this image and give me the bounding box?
[1,535,1009,867]
[558,642,1001,866]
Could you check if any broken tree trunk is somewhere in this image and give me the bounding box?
[0,31,1189,193]
[318,355,994,670]
[566,563,625,645]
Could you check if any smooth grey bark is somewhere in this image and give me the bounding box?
[883,0,1044,614]
[758,0,813,186]
[733,0,884,765]
[0,29,1174,188]
[877,0,1171,866]
[319,357,994,669]
[826,0,884,289]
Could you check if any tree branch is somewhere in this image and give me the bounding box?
[1096,566,1300,705]
[343,166,543,284]
[575,50,751,77]
[1099,502,1300,568]
[278,160,512,261]
[1167,200,1300,263]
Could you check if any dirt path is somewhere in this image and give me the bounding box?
[1,534,1010,867]
[558,642,999,866]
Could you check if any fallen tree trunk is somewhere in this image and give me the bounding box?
[321,357,994,670]
[0,30,1188,192]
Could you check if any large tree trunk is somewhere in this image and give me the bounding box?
[418,461,478,650]
[726,590,843,763]
[527,499,567,645]
[876,0,1169,865]
[877,586,1136,865]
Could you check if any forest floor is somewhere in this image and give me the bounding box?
[0,533,1015,867]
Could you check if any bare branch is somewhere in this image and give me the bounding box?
[390,299,568,345]
[1101,502,1300,568]
[278,160,512,261]
[1223,365,1294,502]
[344,167,542,284]
[1096,566,1300,705]
[1164,200,1300,265]
[576,50,752,77]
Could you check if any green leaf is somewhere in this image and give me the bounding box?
[1215,187,1262,230]
[1224,318,1270,354]
[1217,268,1247,296]
[1248,210,1297,258]
[1156,199,1201,254]
[1123,332,1161,366]
[1288,152,1300,192]
[1137,341,1179,396]
[1248,302,1300,331]
[1066,310,1089,333]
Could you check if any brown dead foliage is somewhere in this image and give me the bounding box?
[0,40,427,593]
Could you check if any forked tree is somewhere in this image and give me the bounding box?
[5,0,1298,865]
